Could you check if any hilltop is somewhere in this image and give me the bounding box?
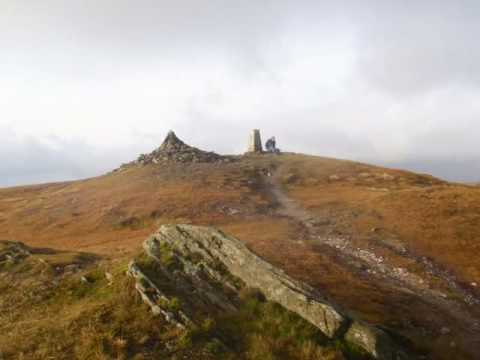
[1,132,479,359]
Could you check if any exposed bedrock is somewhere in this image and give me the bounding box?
[131,224,411,359]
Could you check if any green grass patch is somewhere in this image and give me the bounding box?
[184,288,366,360]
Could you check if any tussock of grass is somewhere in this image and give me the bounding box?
[172,287,371,360]
[0,260,179,360]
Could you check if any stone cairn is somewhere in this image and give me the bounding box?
[135,131,229,165]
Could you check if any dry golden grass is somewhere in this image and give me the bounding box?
[0,162,258,254]
[279,154,480,284]
[1,153,479,359]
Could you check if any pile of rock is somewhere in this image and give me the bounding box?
[136,131,231,165]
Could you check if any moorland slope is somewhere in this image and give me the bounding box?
[1,132,479,359]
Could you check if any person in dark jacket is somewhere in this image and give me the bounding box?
[265,137,279,153]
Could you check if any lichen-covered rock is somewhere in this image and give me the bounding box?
[0,241,31,266]
[345,321,408,360]
[130,224,413,359]
[145,224,347,338]
[127,261,192,328]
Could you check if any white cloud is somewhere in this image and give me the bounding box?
[1,0,479,185]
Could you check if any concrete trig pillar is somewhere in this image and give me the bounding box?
[248,129,263,153]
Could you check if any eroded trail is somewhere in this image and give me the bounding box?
[265,174,480,337]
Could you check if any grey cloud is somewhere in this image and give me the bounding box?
[381,158,480,183]
[1,0,480,185]
[353,1,480,95]
[0,131,150,187]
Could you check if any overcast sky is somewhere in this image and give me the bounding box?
[1,0,479,187]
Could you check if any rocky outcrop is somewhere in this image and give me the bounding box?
[345,321,402,360]
[127,261,193,328]
[129,224,411,359]
[0,241,31,267]
[135,131,231,165]
[145,225,346,338]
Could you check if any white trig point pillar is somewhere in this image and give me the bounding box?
[248,129,263,153]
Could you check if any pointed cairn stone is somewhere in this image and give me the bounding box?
[159,131,186,152]
[248,129,263,153]
[135,130,226,165]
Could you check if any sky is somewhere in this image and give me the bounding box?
[1,0,479,186]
